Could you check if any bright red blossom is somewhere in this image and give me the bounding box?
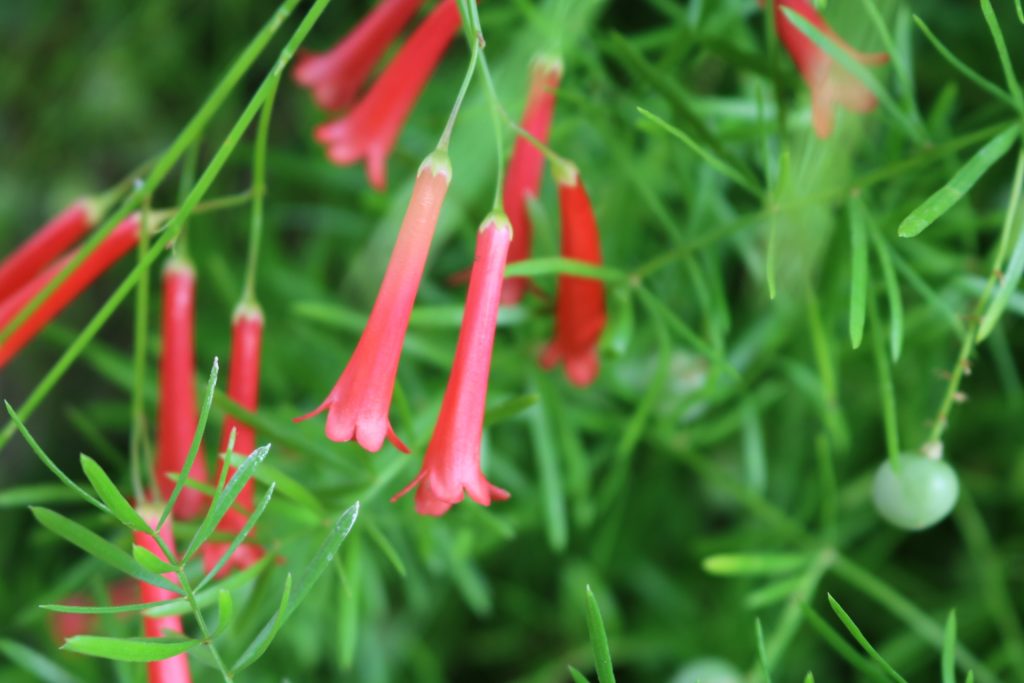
[0,215,140,368]
[155,258,209,519]
[502,57,562,304]
[541,164,606,387]
[393,215,512,516]
[314,0,461,190]
[293,0,425,111]
[298,152,452,452]
[773,0,888,138]
[0,200,97,300]
[135,506,192,683]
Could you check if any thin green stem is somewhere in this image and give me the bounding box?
[465,0,505,211]
[130,192,153,503]
[925,146,1024,447]
[175,142,200,260]
[243,72,281,306]
[177,567,231,682]
[437,2,479,152]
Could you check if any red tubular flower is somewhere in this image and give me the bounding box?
[314,0,461,190]
[202,304,265,578]
[297,152,452,452]
[502,57,562,304]
[0,215,140,368]
[293,0,426,111]
[392,214,512,516]
[540,163,606,387]
[135,506,192,683]
[155,258,209,519]
[772,0,888,138]
[0,201,97,301]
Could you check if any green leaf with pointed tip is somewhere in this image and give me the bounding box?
[212,590,234,638]
[280,502,359,625]
[897,126,1018,238]
[61,635,198,662]
[231,573,292,672]
[569,666,593,683]
[756,618,773,683]
[132,544,176,574]
[943,610,957,683]
[849,200,869,349]
[183,443,270,562]
[980,0,1024,108]
[5,402,107,513]
[636,107,762,198]
[804,673,816,683]
[913,15,1016,107]
[30,507,181,594]
[0,483,82,508]
[158,358,219,531]
[0,638,83,683]
[584,585,616,683]
[503,257,626,282]
[196,482,276,590]
[41,599,184,615]
[828,594,909,683]
[703,552,807,576]
[80,455,148,532]
[226,451,321,512]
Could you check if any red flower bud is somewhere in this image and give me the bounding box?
[0,215,139,368]
[393,214,512,515]
[0,200,96,300]
[772,0,888,138]
[502,57,562,304]
[297,152,452,452]
[541,164,606,387]
[202,304,266,578]
[155,258,209,519]
[293,0,426,111]
[135,506,192,683]
[314,0,461,190]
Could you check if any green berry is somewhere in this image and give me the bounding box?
[872,454,960,530]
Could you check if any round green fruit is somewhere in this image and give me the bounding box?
[872,454,960,531]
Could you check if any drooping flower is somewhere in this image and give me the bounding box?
[772,0,888,138]
[135,506,192,683]
[392,214,512,516]
[293,0,426,111]
[297,151,452,452]
[502,56,562,304]
[0,200,98,300]
[202,304,266,578]
[0,215,140,368]
[155,257,209,519]
[540,163,606,387]
[314,0,461,190]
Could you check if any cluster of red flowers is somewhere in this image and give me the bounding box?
[0,0,886,676]
[290,0,611,515]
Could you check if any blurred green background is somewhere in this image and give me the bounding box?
[2,0,1024,681]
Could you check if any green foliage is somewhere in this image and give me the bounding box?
[1,0,1024,681]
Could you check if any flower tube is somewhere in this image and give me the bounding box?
[135,506,192,683]
[297,151,452,452]
[0,215,140,368]
[0,201,98,300]
[540,163,606,387]
[502,57,562,304]
[393,214,512,515]
[293,0,426,111]
[772,0,888,138]
[315,0,461,190]
[155,257,209,519]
